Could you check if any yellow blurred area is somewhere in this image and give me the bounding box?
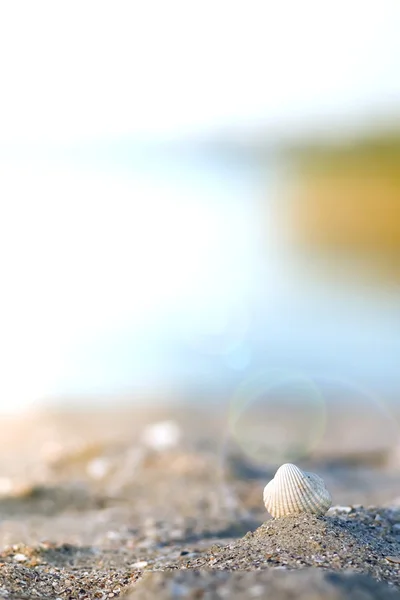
[287,132,400,271]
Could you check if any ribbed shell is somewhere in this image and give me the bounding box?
[263,463,331,518]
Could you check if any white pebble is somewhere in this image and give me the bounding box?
[141,421,181,451]
[328,505,352,514]
[132,561,148,569]
[86,458,110,480]
[13,553,28,562]
[0,477,13,496]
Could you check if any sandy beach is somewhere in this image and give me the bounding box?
[0,402,399,599]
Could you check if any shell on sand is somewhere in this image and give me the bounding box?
[263,463,332,518]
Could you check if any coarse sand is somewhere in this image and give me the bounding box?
[0,406,399,598]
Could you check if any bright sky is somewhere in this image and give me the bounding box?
[1,0,400,410]
[0,0,399,144]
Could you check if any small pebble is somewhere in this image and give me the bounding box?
[86,458,110,480]
[0,477,13,495]
[141,421,181,451]
[13,553,27,562]
[132,561,148,569]
[328,505,352,514]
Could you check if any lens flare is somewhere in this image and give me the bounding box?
[311,374,400,449]
[227,368,327,466]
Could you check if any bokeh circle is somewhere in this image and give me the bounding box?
[227,368,327,466]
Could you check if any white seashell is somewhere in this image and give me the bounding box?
[263,463,331,518]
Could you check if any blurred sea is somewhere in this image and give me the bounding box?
[42,141,400,405]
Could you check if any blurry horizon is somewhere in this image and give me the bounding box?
[1,1,400,411]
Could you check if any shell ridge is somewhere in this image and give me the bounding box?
[288,465,307,513]
[288,465,301,513]
[294,467,327,514]
[307,485,323,513]
[280,464,294,516]
[285,464,301,515]
[300,470,323,513]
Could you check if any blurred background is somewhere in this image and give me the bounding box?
[1,0,400,546]
[0,0,400,421]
